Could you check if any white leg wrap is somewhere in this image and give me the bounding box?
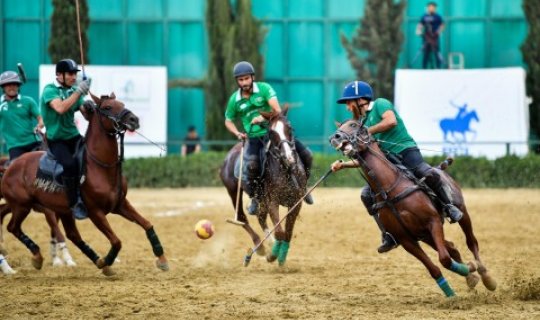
[58,242,77,267]
[0,254,16,275]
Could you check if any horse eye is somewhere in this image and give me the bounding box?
[351,123,357,127]
[103,106,112,111]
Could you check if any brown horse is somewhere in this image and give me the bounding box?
[1,92,168,275]
[220,108,308,265]
[0,150,77,268]
[329,119,496,297]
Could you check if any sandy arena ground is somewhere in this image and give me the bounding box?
[0,188,539,319]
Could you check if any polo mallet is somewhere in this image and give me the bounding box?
[16,63,27,84]
[243,166,335,267]
[226,138,247,226]
[75,0,87,80]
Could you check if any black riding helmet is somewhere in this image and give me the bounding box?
[233,61,255,78]
[56,59,80,73]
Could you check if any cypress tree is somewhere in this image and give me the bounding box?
[521,0,540,152]
[169,0,266,145]
[340,0,406,101]
[48,0,90,64]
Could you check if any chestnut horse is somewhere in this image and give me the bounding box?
[0,151,77,270]
[329,119,496,297]
[1,93,168,275]
[220,108,308,265]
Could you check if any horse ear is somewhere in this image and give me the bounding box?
[110,92,116,99]
[90,92,100,105]
[334,120,342,128]
[282,103,290,117]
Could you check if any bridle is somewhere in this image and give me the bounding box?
[267,118,296,168]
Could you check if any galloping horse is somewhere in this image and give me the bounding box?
[1,92,168,275]
[329,119,496,297]
[440,110,479,142]
[220,107,308,265]
[0,152,77,270]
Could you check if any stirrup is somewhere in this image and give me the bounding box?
[377,232,398,254]
[72,200,88,220]
[247,198,259,216]
[446,205,463,224]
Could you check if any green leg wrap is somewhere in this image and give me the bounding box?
[436,276,456,297]
[271,240,283,259]
[450,260,470,276]
[277,241,290,266]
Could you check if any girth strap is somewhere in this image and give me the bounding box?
[372,185,421,211]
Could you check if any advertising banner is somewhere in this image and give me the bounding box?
[394,68,529,159]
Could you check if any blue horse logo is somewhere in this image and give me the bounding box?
[439,103,480,142]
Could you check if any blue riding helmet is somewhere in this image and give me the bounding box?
[336,81,374,104]
[233,61,255,78]
[56,59,81,73]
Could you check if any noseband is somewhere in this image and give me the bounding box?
[89,100,132,136]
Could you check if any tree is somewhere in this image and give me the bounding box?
[521,0,540,152]
[48,0,90,64]
[340,0,406,101]
[169,0,266,144]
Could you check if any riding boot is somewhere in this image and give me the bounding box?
[298,148,314,205]
[372,214,399,254]
[425,174,463,223]
[62,176,88,220]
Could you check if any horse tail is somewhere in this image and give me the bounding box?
[437,157,454,171]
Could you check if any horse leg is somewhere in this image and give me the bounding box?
[400,239,456,297]
[0,253,16,275]
[6,206,43,270]
[86,210,123,269]
[423,236,480,289]
[43,209,65,266]
[277,204,301,266]
[266,202,284,264]
[458,207,497,291]
[114,199,168,271]
[0,203,11,254]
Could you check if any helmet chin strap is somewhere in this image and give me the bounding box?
[351,100,370,120]
[237,75,254,93]
[59,73,72,88]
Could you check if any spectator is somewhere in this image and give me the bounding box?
[416,2,445,69]
[181,125,201,156]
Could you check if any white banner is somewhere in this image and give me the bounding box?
[394,68,529,159]
[39,65,167,158]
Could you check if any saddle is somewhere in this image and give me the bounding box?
[34,140,87,192]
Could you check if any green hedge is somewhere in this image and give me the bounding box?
[123,152,540,188]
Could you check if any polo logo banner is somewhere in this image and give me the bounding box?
[394,68,528,159]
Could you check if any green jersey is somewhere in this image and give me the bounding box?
[363,98,417,154]
[40,81,84,141]
[224,82,276,138]
[0,94,41,150]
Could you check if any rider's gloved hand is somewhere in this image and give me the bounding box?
[76,78,92,96]
[236,132,247,140]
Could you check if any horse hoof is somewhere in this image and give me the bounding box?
[102,266,116,277]
[155,259,169,271]
[96,258,106,269]
[31,255,44,270]
[65,259,77,267]
[466,273,480,289]
[266,254,277,263]
[481,272,497,291]
[467,261,477,273]
[52,256,64,267]
[255,245,266,256]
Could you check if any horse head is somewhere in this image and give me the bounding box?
[260,105,296,167]
[88,92,140,134]
[329,119,371,157]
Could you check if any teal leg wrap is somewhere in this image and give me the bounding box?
[271,240,283,258]
[450,260,470,276]
[436,276,456,297]
[277,241,290,266]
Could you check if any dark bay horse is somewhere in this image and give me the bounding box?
[329,119,496,297]
[1,93,168,275]
[220,108,308,266]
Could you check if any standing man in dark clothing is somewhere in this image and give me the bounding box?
[417,2,445,69]
[181,125,201,156]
